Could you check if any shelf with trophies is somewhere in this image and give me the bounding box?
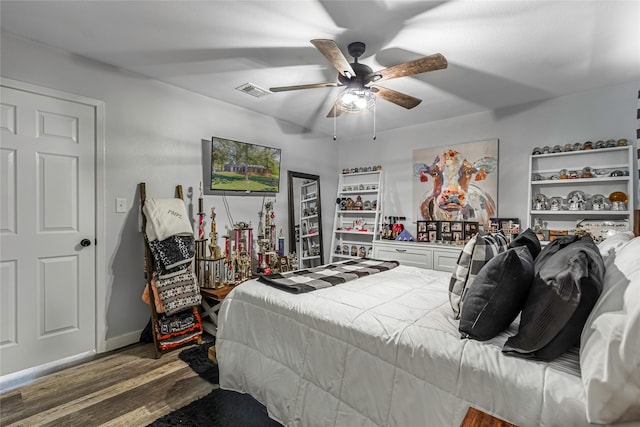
[330,166,383,263]
[193,184,253,336]
[527,143,635,243]
[256,199,294,274]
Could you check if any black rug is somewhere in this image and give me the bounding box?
[148,341,283,427]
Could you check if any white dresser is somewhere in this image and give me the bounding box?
[372,240,462,272]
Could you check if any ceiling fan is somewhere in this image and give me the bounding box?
[269,39,448,118]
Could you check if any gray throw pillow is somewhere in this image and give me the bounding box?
[502,235,604,361]
[459,246,535,341]
[508,228,541,259]
[449,231,508,319]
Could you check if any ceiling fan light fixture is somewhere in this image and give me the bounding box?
[336,87,376,113]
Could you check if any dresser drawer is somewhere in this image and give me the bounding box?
[374,246,433,269]
[433,249,461,273]
[373,241,461,272]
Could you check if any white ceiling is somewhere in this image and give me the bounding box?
[2,1,639,138]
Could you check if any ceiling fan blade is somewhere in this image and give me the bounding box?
[311,39,356,78]
[371,85,422,109]
[374,53,447,82]
[269,82,340,92]
[326,104,343,118]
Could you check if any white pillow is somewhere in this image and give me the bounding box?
[596,231,634,259]
[581,236,640,423]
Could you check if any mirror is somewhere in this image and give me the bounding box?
[288,171,324,269]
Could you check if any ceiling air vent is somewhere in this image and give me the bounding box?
[235,82,271,98]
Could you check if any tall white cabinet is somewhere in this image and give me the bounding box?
[330,170,383,262]
[527,145,635,240]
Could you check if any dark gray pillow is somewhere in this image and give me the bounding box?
[508,228,541,259]
[502,235,604,361]
[459,246,535,341]
[449,231,508,319]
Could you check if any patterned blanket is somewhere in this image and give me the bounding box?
[258,258,400,293]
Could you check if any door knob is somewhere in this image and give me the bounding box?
[80,239,92,247]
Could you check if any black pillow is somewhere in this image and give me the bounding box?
[459,246,535,341]
[508,228,541,259]
[502,235,604,361]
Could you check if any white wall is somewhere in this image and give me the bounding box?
[337,80,640,233]
[1,32,338,348]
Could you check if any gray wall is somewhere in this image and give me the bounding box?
[1,32,338,349]
[2,31,637,352]
[337,81,640,232]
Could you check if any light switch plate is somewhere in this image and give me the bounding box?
[116,197,127,213]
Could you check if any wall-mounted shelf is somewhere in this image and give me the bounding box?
[527,145,635,238]
[330,170,383,262]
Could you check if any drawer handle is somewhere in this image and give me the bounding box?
[395,249,407,253]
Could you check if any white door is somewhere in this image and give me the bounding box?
[1,85,96,375]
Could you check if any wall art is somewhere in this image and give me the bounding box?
[413,139,498,229]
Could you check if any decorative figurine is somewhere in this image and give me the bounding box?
[580,167,594,179]
[549,197,563,211]
[346,198,355,210]
[198,182,206,239]
[590,194,609,211]
[567,191,587,211]
[355,195,363,210]
[209,207,222,258]
[533,194,548,210]
[609,191,628,211]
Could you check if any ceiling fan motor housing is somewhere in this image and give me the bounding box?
[338,62,374,87]
[347,42,366,59]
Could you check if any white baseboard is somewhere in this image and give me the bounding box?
[0,350,96,392]
[104,330,143,352]
[0,331,144,393]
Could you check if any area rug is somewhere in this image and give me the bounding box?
[148,341,283,427]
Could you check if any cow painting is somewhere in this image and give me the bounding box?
[413,146,498,227]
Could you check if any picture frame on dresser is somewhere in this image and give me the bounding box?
[464,222,479,240]
[450,221,464,243]
[426,221,439,242]
[416,220,428,241]
[439,221,453,241]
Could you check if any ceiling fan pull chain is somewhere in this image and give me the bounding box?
[372,100,377,141]
[333,109,337,141]
[333,94,339,141]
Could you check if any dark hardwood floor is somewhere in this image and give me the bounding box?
[0,341,214,426]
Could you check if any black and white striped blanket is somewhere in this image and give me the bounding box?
[258,258,400,293]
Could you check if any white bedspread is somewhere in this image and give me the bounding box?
[216,265,606,427]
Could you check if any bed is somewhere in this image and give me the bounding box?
[216,233,640,427]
